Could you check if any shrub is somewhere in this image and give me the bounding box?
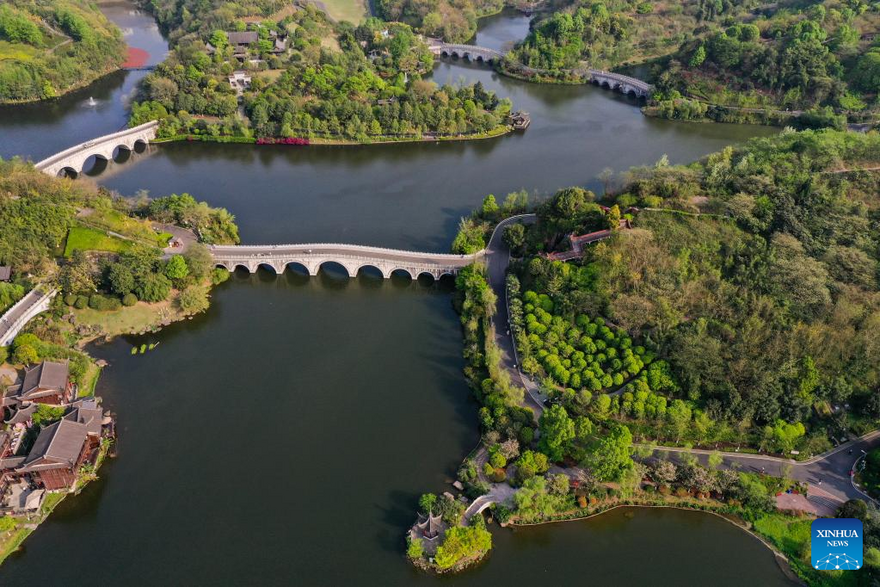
[63,294,77,306]
[122,293,138,306]
[73,296,88,309]
[211,268,229,285]
[13,344,38,365]
[88,294,121,312]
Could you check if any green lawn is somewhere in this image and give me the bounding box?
[63,226,132,256]
[0,40,40,62]
[316,0,367,24]
[80,208,171,247]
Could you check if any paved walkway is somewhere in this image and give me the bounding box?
[484,214,545,420]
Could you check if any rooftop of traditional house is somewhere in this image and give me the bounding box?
[63,399,104,436]
[4,360,70,405]
[227,31,259,46]
[413,511,444,540]
[5,403,36,425]
[0,266,10,281]
[19,418,90,472]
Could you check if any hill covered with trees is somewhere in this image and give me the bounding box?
[0,0,127,103]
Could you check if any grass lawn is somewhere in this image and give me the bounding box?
[73,295,185,339]
[81,208,171,247]
[315,0,367,24]
[63,226,133,257]
[0,40,41,62]
[78,361,101,398]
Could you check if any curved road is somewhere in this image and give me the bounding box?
[485,214,879,507]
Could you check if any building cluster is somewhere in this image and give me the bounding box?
[0,361,114,516]
[205,28,289,93]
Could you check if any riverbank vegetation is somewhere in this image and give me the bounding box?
[131,5,515,143]
[0,0,126,103]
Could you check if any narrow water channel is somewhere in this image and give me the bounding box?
[0,5,794,585]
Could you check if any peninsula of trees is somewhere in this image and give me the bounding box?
[131,3,515,143]
[410,129,880,582]
[0,0,127,103]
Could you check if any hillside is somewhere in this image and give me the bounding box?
[0,0,127,103]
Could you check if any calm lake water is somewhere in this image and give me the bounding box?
[0,5,793,585]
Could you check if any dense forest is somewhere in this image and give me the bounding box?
[505,0,880,121]
[131,4,514,142]
[500,130,880,455]
[0,0,127,103]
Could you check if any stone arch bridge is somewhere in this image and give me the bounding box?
[428,41,652,99]
[210,243,484,280]
[34,120,159,177]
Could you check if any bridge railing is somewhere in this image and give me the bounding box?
[34,120,160,171]
[209,243,485,261]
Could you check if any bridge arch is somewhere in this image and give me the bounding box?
[388,268,414,280]
[232,263,252,273]
[283,261,310,275]
[355,263,384,278]
[317,260,351,278]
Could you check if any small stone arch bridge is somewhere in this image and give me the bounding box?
[210,243,484,280]
[428,41,652,99]
[34,120,159,177]
[588,70,652,99]
[428,41,504,64]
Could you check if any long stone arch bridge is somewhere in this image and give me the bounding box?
[209,243,483,280]
[34,120,159,177]
[428,41,652,98]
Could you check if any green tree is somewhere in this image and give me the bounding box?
[418,493,437,514]
[178,286,209,313]
[164,255,190,283]
[538,404,575,462]
[581,423,633,481]
[136,273,171,303]
[503,223,526,252]
[433,525,492,570]
[481,194,499,218]
[60,251,95,294]
[406,537,424,560]
[13,344,39,365]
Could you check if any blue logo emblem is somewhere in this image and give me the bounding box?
[812,518,863,570]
